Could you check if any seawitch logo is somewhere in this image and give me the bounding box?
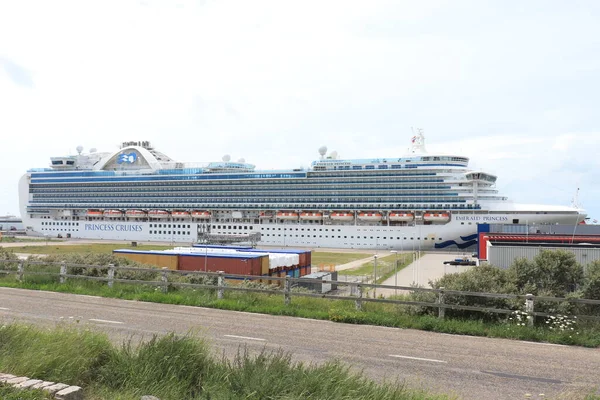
[117,152,138,164]
[84,223,143,232]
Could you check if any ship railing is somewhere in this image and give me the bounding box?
[1,259,599,324]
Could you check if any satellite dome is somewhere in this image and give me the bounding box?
[329,151,338,160]
[318,146,327,157]
[222,154,231,162]
[76,145,84,154]
[238,158,245,163]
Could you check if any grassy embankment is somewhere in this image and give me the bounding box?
[0,323,448,400]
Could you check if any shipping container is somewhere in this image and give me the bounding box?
[177,253,266,275]
[260,255,270,275]
[192,244,254,250]
[113,250,179,270]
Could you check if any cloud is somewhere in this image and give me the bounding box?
[0,0,599,223]
[0,56,33,88]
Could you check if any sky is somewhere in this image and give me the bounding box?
[0,0,599,221]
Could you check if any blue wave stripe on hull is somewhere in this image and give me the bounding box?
[460,233,478,241]
[435,239,477,249]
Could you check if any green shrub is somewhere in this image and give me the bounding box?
[507,250,583,297]
[426,265,518,320]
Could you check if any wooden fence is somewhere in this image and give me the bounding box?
[1,259,599,326]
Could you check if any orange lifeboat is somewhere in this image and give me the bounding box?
[191,211,211,219]
[358,212,383,222]
[172,211,191,218]
[388,212,414,222]
[125,210,147,219]
[330,212,354,222]
[276,211,299,220]
[86,209,103,217]
[148,210,170,219]
[423,212,451,222]
[103,210,123,218]
[300,212,323,220]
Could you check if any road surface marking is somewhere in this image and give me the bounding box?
[0,307,9,311]
[389,355,447,363]
[481,370,562,384]
[89,318,124,324]
[224,334,266,342]
[519,341,568,348]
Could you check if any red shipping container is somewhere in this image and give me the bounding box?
[178,254,262,275]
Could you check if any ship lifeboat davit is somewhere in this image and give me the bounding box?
[191,211,211,219]
[103,210,123,218]
[330,212,354,222]
[388,212,414,222]
[172,211,191,218]
[423,212,451,222]
[148,210,170,219]
[86,209,103,217]
[358,212,383,222]
[300,212,323,220]
[276,211,299,221]
[125,210,147,219]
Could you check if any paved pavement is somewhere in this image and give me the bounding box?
[0,287,598,400]
[333,252,475,297]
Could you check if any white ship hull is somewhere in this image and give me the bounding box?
[21,210,584,250]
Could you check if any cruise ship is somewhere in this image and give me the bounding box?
[0,215,23,232]
[18,133,586,250]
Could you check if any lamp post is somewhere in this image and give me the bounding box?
[390,250,399,296]
[373,254,378,298]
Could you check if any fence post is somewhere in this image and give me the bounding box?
[59,262,67,284]
[284,276,291,305]
[438,287,445,319]
[217,271,224,299]
[161,267,168,293]
[354,283,363,311]
[107,264,115,288]
[17,262,24,282]
[525,293,534,327]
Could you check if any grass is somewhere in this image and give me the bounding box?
[311,251,369,266]
[340,253,414,284]
[3,245,368,266]
[0,384,53,399]
[2,243,176,255]
[0,323,449,400]
[0,237,55,243]
[2,273,599,347]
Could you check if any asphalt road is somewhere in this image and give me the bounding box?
[1,287,598,400]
